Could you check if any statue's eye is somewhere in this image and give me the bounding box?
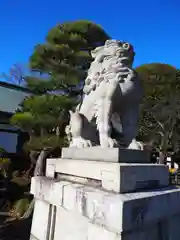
[122,43,130,50]
[85,78,91,85]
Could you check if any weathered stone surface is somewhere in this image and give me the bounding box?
[46,158,56,178]
[30,176,68,206]
[61,147,150,163]
[65,40,143,149]
[31,176,180,235]
[165,214,180,239]
[54,159,169,193]
[30,199,51,240]
[54,207,120,240]
[30,197,180,240]
[30,199,165,240]
[29,235,37,240]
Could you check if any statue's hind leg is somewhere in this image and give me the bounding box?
[68,111,98,148]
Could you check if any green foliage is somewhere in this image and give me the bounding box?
[26,20,110,93]
[11,198,31,218]
[136,63,176,100]
[136,63,180,151]
[24,135,68,151]
[0,157,11,178]
[12,94,76,132]
[22,94,74,115]
[0,147,6,153]
[10,112,35,131]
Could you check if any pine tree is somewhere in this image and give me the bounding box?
[26,20,110,95]
[11,20,110,149]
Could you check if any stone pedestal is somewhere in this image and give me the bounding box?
[30,148,180,240]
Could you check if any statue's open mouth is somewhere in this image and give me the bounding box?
[119,52,125,57]
[118,56,130,63]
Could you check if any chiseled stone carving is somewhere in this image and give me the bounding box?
[66,40,143,149]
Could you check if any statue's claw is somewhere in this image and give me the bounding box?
[127,139,144,150]
[100,135,118,148]
[70,137,92,148]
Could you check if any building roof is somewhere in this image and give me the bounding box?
[0,81,32,93]
[0,81,33,114]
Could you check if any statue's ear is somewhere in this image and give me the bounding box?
[91,46,104,58]
[91,49,97,58]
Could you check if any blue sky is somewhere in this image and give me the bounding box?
[0,0,179,76]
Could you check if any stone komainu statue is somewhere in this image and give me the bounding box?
[65,40,143,149]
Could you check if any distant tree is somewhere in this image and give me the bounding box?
[136,63,179,163]
[0,63,42,87]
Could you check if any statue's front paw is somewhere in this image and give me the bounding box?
[70,137,92,148]
[127,139,144,150]
[100,135,118,148]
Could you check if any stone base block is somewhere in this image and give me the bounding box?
[52,159,169,193]
[30,177,180,240]
[30,202,162,240]
[30,199,51,240]
[61,147,150,163]
[46,158,56,178]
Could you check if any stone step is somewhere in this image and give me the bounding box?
[46,158,169,193]
[61,147,150,163]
